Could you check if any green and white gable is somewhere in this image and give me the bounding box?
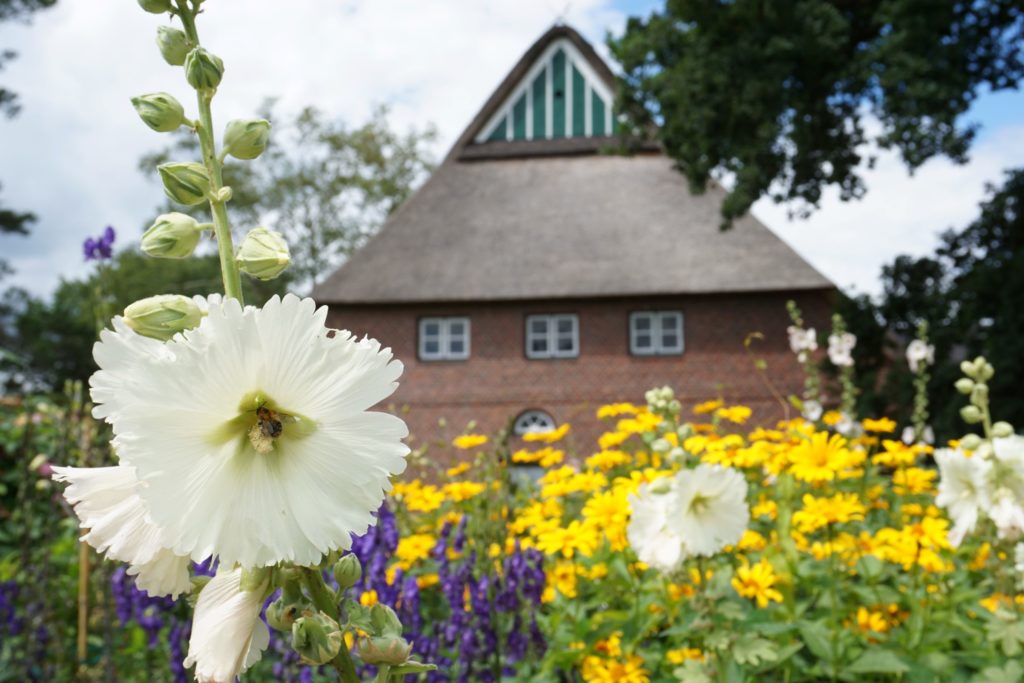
[475,34,618,143]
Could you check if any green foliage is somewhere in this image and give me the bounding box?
[2,250,286,392]
[139,101,436,291]
[841,167,1024,439]
[610,0,1024,226]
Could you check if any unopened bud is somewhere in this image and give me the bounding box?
[960,405,983,425]
[237,227,290,280]
[651,438,671,454]
[123,295,204,341]
[224,118,271,160]
[291,612,342,665]
[333,554,362,591]
[142,212,205,259]
[955,378,975,395]
[980,362,995,381]
[137,0,172,13]
[357,635,413,666]
[158,162,211,205]
[959,434,982,451]
[971,383,989,404]
[156,26,190,66]
[960,360,976,378]
[648,477,673,495]
[993,422,1015,439]
[185,47,224,91]
[369,603,403,637]
[131,92,185,133]
[266,598,303,632]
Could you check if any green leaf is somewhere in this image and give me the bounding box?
[732,634,778,666]
[673,660,713,683]
[847,649,909,674]
[972,661,1024,683]
[390,660,438,675]
[798,621,834,662]
[986,615,1024,657]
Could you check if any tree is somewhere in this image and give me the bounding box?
[0,0,57,236]
[610,1,1024,226]
[841,167,1024,438]
[139,102,436,291]
[1,249,287,392]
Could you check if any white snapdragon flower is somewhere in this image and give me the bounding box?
[935,448,992,547]
[627,482,685,571]
[827,332,856,368]
[667,464,749,557]
[905,339,935,373]
[184,567,270,683]
[52,465,191,597]
[90,294,409,568]
[787,326,817,362]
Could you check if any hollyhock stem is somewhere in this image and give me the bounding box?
[174,0,244,303]
[300,568,361,683]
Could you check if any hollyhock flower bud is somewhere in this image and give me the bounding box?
[955,378,975,395]
[960,405,983,424]
[237,227,290,280]
[185,47,224,90]
[131,92,185,133]
[155,26,190,66]
[123,294,204,341]
[158,162,211,205]
[137,0,172,13]
[333,554,362,591]
[993,422,1015,439]
[265,598,301,632]
[141,212,205,258]
[959,434,983,451]
[358,635,413,666]
[223,118,271,160]
[291,612,342,665]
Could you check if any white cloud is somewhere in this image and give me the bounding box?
[754,123,1024,298]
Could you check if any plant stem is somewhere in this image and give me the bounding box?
[374,665,391,683]
[300,567,362,683]
[174,0,244,303]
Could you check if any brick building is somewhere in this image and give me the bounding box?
[313,25,833,448]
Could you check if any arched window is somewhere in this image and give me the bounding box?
[513,409,556,436]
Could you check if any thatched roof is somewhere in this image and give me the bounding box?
[313,26,833,305]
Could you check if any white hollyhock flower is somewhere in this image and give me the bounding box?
[52,465,191,597]
[935,448,992,547]
[92,294,409,568]
[787,326,817,362]
[827,332,856,368]
[905,339,935,373]
[666,464,749,557]
[627,482,686,571]
[990,490,1024,540]
[801,400,823,422]
[1015,543,1024,574]
[184,567,270,683]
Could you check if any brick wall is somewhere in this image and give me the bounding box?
[326,289,832,459]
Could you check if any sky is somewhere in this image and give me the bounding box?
[0,0,1022,299]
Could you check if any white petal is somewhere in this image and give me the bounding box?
[184,567,268,683]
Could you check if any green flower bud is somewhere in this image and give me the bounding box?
[651,438,671,454]
[955,378,975,395]
[357,635,413,666]
[142,212,205,259]
[291,612,342,665]
[369,603,403,637]
[960,405,983,425]
[266,598,304,632]
[131,92,185,133]
[980,361,995,381]
[156,26,190,66]
[158,162,211,205]
[224,118,271,160]
[137,0,172,14]
[123,294,204,341]
[971,383,989,404]
[237,227,290,280]
[185,47,224,91]
[959,434,983,451]
[993,422,1015,439]
[333,554,362,591]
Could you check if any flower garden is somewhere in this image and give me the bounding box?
[2,1,1023,682]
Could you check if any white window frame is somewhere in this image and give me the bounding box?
[525,314,579,359]
[418,317,470,361]
[630,311,684,356]
[513,409,557,436]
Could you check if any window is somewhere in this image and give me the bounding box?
[513,409,557,436]
[525,314,579,359]
[630,311,684,356]
[419,317,470,361]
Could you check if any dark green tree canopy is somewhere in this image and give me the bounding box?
[611,0,1024,226]
[842,167,1024,438]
